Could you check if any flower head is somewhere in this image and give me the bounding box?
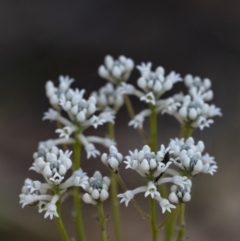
[30,145,72,185]
[124,145,172,181]
[101,145,123,173]
[98,55,134,84]
[82,171,110,205]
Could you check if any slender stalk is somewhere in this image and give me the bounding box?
[150,197,158,241]
[55,212,71,241]
[108,123,123,241]
[110,172,123,241]
[73,128,86,241]
[158,208,178,231]
[149,104,157,152]
[108,122,115,140]
[124,95,135,120]
[176,204,185,241]
[97,203,108,241]
[73,187,85,241]
[73,129,82,170]
[116,174,150,221]
[149,105,159,241]
[55,188,71,241]
[164,206,179,241]
[124,95,148,140]
[178,124,194,139]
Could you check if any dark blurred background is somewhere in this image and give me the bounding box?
[0,1,240,241]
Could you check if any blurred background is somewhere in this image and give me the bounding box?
[0,1,240,240]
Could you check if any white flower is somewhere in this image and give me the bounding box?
[45,76,74,109]
[169,137,216,176]
[85,143,100,159]
[117,191,134,207]
[157,98,181,114]
[128,109,151,129]
[124,145,172,180]
[44,203,59,219]
[92,83,124,111]
[159,83,222,130]
[38,201,48,213]
[55,126,73,140]
[82,171,110,204]
[119,83,135,95]
[158,198,176,213]
[44,195,59,219]
[201,153,218,175]
[98,55,134,84]
[144,182,160,198]
[194,116,214,130]
[58,76,74,92]
[43,108,59,121]
[136,63,182,98]
[101,146,123,173]
[140,92,156,105]
[137,62,152,76]
[169,180,192,204]
[30,146,72,185]
[59,169,88,190]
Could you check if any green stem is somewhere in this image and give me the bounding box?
[179,124,194,139]
[97,203,108,241]
[108,122,123,241]
[73,129,82,170]
[108,122,115,140]
[55,189,71,241]
[110,173,123,241]
[164,206,179,241]
[176,204,185,241]
[149,104,157,152]
[55,212,71,241]
[150,197,158,241]
[73,129,86,241]
[158,207,178,231]
[73,187,85,241]
[149,105,158,241]
[124,95,135,120]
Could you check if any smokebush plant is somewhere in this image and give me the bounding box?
[19,55,221,241]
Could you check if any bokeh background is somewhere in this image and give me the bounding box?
[0,1,240,240]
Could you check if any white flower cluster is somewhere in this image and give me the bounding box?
[30,145,72,185]
[117,144,191,213]
[46,75,74,109]
[169,137,218,176]
[169,179,192,204]
[82,171,110,205]
[91,83,124,112]
[52,86,115,130]
[158,75,222,130]
[119,63,182,106]
[124,145,172,181]
[116,61,222,131]
[101,145,123,173]
[137,63,182,99]
[98,55,134,84]
[43,76,116,159]
[20,145,90,219]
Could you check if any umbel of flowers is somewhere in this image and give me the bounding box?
[20,54,221,241]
